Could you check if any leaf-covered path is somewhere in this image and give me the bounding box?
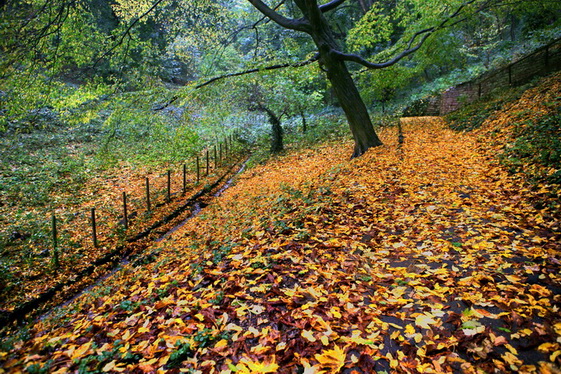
[1,116,560,373]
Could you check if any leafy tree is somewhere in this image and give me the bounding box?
[244,0,509,157]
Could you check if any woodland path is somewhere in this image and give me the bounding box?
[1,117,560,373]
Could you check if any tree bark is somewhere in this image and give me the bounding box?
[322,54,382,157]
[297,0,382,157]
[268,109,284,153]
[259,105,284,153]
[299,107,307,133]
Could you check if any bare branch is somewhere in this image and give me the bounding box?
[247,0,311,32]
[333,31,432,69]
[153,96,179,111]
[90,0,167,69]
[196,53,319,89]
[203,1,283,77]
[335,0,486,69]
[319,0,347,13]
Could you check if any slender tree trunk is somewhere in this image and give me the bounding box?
[358,0,373,14]
[299,106,307,133]
[261,106,284,153]
[322,54,383,157]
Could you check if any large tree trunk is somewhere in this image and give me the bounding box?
[294,0,382,157]
[323,56,382,157]
[250,0,384,157]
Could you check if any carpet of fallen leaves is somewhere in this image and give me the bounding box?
[1,82,561,373]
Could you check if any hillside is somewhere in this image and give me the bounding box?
[1,76,560,373]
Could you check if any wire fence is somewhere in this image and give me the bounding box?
[50,133,241,258]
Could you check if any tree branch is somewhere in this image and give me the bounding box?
[153,96,179,111]
[334,0,483,69]
[319,0,347,12]
[333,31,433,69]
[90,0,167,69]
[247,0,311,32]
[196,54,319,89]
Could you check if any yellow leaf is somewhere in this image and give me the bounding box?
[538,342,559,353]
[505,344,518,355]
[320,335,329,346]
[315,345,346,371]
[502,352,522,366]
[404,324,415,335]
[302,330,317,342]
[415,313,437,329]
[194,313,205,321]
[239,357,279,373]
[386,352,399,369]
[102,360,126,372]
[331,307,342,319]
[214,339,228,349]
[71,342,92,360]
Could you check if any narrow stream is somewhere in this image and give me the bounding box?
[214,162,247,197]
[156,159,248,242]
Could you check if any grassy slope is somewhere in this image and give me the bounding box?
[1,78,561,373]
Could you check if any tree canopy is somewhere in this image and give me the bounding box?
[0,0,560,153]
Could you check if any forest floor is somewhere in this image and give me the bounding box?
[1,77,561,373]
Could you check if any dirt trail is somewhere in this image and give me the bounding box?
[1,118,560,374]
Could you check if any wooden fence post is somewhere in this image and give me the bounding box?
[167,170,171,203]
[146,177,151,212]
[196,156,200,183]
[122,192,128,229]
[214,145,217,169]
[52,213,59,268]
[183,164,187,194]
[91,207,98,248]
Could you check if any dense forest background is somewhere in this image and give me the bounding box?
[1,0,560,153]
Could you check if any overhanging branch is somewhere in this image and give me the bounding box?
[319,0,347,13]
[90,0,167,69]
[247,0,310,33]
[335,0,483,69]
[196,54,319,89]
[334,29,433,69]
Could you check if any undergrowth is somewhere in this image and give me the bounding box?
[502,106,561,184]
[446,84,528,132]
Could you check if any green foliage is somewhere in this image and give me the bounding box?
[167,341,194,368]
[501,108,561,184]
[347,4,394,53]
